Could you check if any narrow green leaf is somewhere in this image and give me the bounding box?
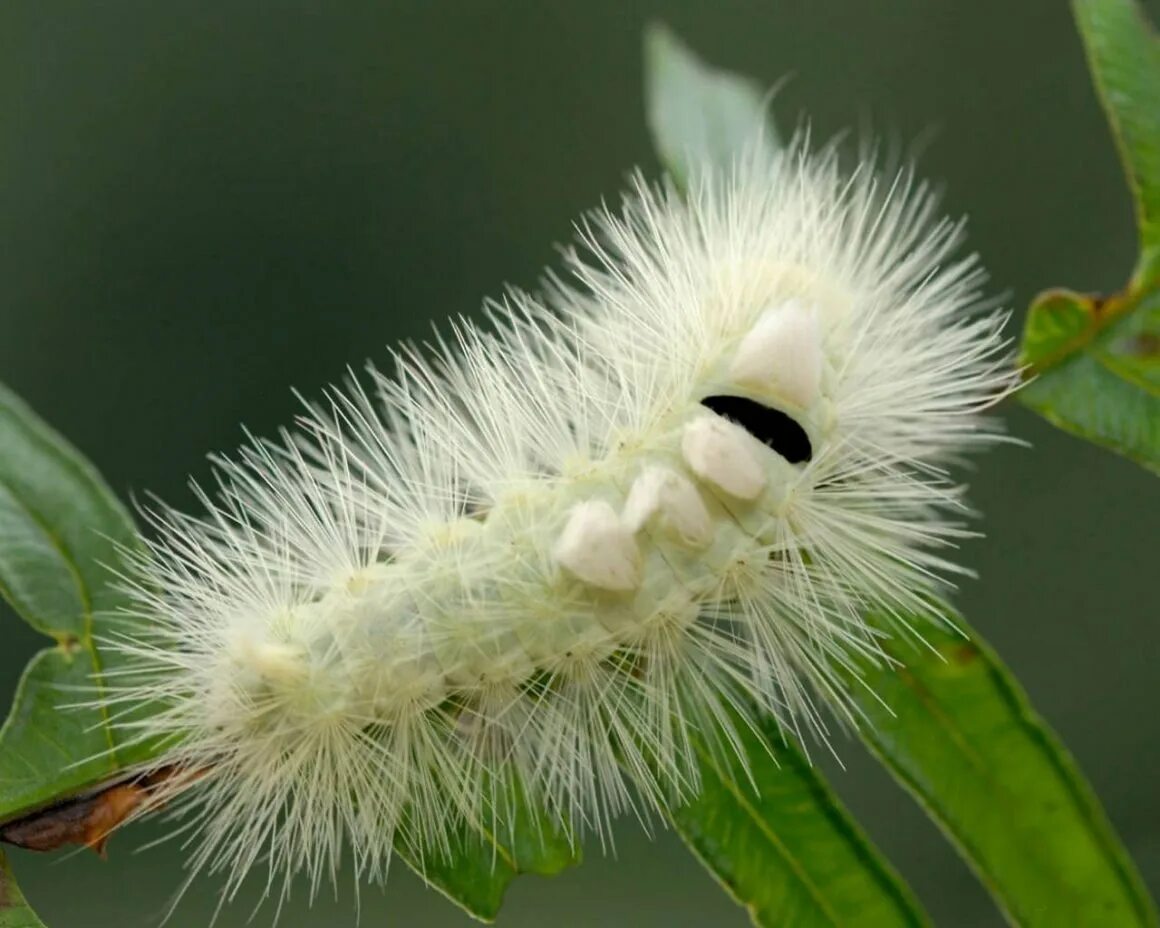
[850,611,1157,927]
[644,23,777,187]
[0,851,46,928]
[0,381,154,824]
[1074,0,1160,286]
[398,785,579,922]
[1018,287,1160,472]
[668,703,930,928]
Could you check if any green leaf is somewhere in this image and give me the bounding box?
[399,787,579,923]
[0,381,154,824]
[1074,0,1160,286]
[644,23,778,187]
[0,851,46,928]
[1019,287,1160,472]
[850,610,1157,927]
[668,703,930,928]
[1016,0,1160,471]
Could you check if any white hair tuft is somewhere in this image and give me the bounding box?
[97,136,1018,908]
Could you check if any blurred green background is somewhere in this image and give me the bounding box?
[1,1,1157,925]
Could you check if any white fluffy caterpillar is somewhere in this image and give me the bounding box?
[101,137,1017,907]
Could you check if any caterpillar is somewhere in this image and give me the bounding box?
[100,138,1017,908]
